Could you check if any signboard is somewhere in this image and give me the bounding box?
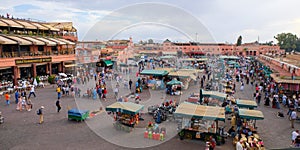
[15,57,52,65]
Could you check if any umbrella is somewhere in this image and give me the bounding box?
[199,88,203,104]
[167,79,182,85]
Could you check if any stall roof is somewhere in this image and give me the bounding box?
[4,35,32,45]
[105,102,144,115]
[174,102,225,121]
[155,67,175,73]
[104,60,113,66]
[34,37,57,46]
[21,36,45,45]
[238,109,264,120]
[270,74,300,84]
[0,35,18,44]
[202,90,227,99]
[140,70,169,76]
[236,100,257,109]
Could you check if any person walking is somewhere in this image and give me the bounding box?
[292,130,299,146]
[114,87,119,99]
[291,108,297,128]
[15,90,19,104]
[37,106,44,124]
[56,99,61,113]
[129,79,133,90]
[56,86,61,99]
[28,86,36,98]
[4,92,10,105]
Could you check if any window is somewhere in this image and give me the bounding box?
[38,45,44,52]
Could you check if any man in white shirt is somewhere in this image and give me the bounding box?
[292,130,299,145]
[291,109,297,128]
[236,140,244,150]
[28,86,36,98]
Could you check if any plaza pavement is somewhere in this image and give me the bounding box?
[0,70,298,149]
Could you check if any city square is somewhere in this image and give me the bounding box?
[1,1,300,150]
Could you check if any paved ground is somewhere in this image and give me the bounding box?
[0,69,298,150]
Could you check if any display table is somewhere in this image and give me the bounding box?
[68,108,89,122]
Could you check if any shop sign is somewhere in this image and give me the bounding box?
[15,57,52,65]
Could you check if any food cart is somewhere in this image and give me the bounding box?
[174,102,226,145]
[106,102,144,132]
[233,109,265,149]
[236,100,258,110]
[68,108,90,122]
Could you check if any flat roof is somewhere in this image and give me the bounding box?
[0,35,18,44]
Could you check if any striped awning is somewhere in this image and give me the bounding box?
[14,20,37,29]
[4,35,32,45]
[0,19,23,28]
[22,36,45,45]
[41,24,59,31]
[0,20,8,26]
[34,37,57,46]
[55,38,75,45]
[47,37,66,45]
[0,35,18,44]
[31,22,49,30]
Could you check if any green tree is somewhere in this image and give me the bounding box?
[236,35,242,46]
[274,33,298,52]
[296,39,300,52]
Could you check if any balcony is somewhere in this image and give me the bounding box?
[1,50,75,58]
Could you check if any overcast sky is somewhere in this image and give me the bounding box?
[1,0,300,43]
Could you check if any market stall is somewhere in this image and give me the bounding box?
[233,109,265,149]
[174,102,226,145]
[166,78,183,95]
[106,102,144,132]
[202,90,227,101]
[236,100,258,109]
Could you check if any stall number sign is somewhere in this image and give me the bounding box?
[15,57,52,65]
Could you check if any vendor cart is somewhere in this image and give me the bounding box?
[174,102,226,145]
[68,108,90,122]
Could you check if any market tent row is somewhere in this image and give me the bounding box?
[105,102,144,115]
[174,102,225,121]
[238,109,264,120]
[202,90,227,100]
[140,69,169,76]
[236,99,258,109]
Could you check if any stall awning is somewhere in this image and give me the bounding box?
[167,79,182,85]
[236,100,257,109]
[0,18,23,28]
[155,68,175,73]
[55,38,76,45]
[31,22,49,30]
[104,60,113,66]
[0,20,8,26]
[4,35,32,45]
[105,102,144,115]
[238,109,264,120]
[47,37,66,45]
[202,90,227,100]
[41,24,60,32]
[174,102,225,121]
[14,20,37,29]
[34,37,57,46]
[22,36,45,45]
[140,69,169,76]
[0,35,18,44]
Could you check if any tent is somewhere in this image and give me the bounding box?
[236,99,257,109]
[167,79,183,85]
[238,109,264,120]
[105,102,144,115]
[174,102,225,121]
[202,90,227,100]
[140,70,169,76]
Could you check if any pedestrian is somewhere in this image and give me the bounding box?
[15,90,19,104]
[37,106,44,124]
[208,136,216,150]
[4,92,10,105]
[290,108,297,128]
[129,79,133,90]
[56,99,61,112]
[21,89,27,98]
[240,82,244,91]
[28,86,36,98]
[257,92,261,106]
[114,87,119,99]
[56,86,61,99]
[292,130,299,146]
[102,88,107,100]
